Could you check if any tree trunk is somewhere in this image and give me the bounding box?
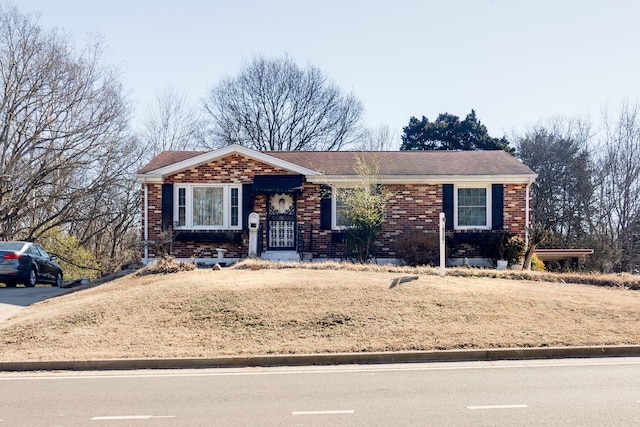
[522,225,550,270]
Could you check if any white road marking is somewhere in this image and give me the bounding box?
[91,415,175,420]
[467,404,528,410]
[292,410,355,415]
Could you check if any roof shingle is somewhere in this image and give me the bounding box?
[138,148,535,177]
[267,150,534,176]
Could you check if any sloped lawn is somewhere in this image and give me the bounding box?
[1,262,639,361]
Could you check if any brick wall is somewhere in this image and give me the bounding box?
[164,153,291,185]
[503,183,528,237]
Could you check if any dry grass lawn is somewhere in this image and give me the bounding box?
[1,262,639,362]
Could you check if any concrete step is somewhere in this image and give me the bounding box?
[261,251,300,262]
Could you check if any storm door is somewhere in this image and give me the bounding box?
[267,193,296,250]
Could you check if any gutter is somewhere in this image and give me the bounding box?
[306,174,538,185]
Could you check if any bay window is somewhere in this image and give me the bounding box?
[174,184,242,230]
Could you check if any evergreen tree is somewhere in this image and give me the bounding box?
[400,110,513,152]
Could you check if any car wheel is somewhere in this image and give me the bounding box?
[54,272,63,287]
[25,268,37,287]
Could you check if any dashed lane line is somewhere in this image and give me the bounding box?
[91,415,176,420]
[292,410,355,415]
[467,404,528,410]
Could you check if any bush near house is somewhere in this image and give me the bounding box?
[479,231,526,266]
[136,256,196,275]
[395,231,527,268]
[394,232,444,266]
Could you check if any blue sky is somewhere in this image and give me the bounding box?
[17,0,640,145]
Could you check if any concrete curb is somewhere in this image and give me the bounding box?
[2,345,640,372]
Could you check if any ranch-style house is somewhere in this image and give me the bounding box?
[137,144,537,266]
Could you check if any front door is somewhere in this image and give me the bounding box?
[267,193,296,250]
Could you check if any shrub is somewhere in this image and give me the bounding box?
[530,253,545,271]
[503,235,526,265]
[40,228,101,281]
[479,232,525,265]
[394,232,442,266]
[136,256,196,275]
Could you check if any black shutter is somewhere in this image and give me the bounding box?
[320,185,332,230]
[161,183,173,231]
[242,184,253,230]
[492,184,504,230]
[442,184,454,230]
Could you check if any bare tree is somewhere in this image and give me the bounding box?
[0,4,138,274]
[356,124,399,151]
[516,117,595,241]
[595,101,640,272]
[203,55,364,151]
[514,117,596,270]
[138,86,205,162]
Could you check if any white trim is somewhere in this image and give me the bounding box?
[328,184,367,230]
[525,180,532,243]
[137,174,162,183]
[143,182,149,264]
[137,144,321,182]
[454,183,492,230]
[331,186,353,230]
[173,183,242,231]
[306,174,536,185]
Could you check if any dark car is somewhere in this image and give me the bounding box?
[0,241,63,287]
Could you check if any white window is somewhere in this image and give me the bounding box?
[455,184,491,229]
[332,187,354,229]
[174,184,242,230]
[177,187,186,226]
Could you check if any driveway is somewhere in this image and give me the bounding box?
[0,286,69,322]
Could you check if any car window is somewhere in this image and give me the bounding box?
[26,246,41,257]
[34,245,50,259]
[0,242,26,251]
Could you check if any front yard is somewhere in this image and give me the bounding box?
[0,262,639,361]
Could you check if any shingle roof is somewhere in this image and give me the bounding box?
[138,151,205,174]
[267,150,534,176]
[138,148,535,177]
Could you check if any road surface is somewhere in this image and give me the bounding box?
[1,357,639,426]
[0,285,68,322]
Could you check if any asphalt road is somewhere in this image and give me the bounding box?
[1,358,639,426]
[0,285,68,322]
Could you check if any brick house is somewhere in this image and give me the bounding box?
[137,144,537,265]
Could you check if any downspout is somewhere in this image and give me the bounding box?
[143,179,149,264]
[525,179,533,244]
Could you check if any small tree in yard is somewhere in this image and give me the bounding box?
[336,154,392,263]
[522,224,550,270]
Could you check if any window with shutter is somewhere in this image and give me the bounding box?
[173,184,243,230]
